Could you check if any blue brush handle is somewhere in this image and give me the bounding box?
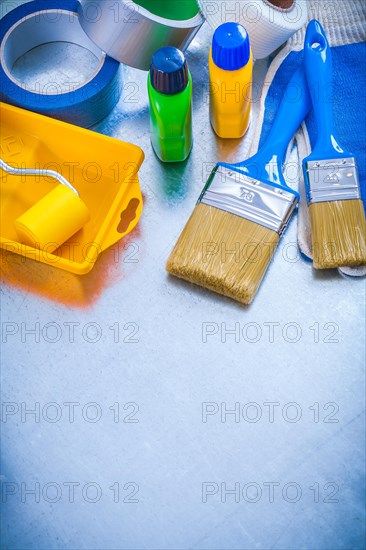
[304,19,350,160]
[220,64,311,191]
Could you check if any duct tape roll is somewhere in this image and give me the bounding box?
[0,0,121,128]
[199,0,308,59]
[77,0,205,71]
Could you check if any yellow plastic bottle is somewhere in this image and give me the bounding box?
[209,22,253,139]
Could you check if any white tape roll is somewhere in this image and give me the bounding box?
[198,0,308,59]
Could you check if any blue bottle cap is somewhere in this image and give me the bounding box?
[150,47,189,95]
[212,22,250,71]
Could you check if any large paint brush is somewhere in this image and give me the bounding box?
[167,65,311,304]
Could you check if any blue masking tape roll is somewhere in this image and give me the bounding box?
[0,0,121,128]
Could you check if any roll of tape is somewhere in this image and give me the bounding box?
[78,0,205,71]
[198,0,308,59]
[0,0,121,128]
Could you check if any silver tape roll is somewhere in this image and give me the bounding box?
[78,0,205,71]
[0,0,121,128]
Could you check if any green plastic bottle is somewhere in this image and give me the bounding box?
[148,47,193,163]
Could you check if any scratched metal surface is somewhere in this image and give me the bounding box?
[1,1,365,549]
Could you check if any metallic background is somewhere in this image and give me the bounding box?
[1,1,365,549]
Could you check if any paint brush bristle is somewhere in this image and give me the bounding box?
[309,199,366,269]
[167,203,279,304]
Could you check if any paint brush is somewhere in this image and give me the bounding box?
[167,65,311,304]
[303,20,366,269]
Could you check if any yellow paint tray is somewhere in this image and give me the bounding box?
[0,103,144,275]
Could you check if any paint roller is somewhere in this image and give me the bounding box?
[1,159,90,252]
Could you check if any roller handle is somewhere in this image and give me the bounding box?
[232,64,311,187]
[304,19,346,158]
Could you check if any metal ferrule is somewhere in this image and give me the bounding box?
[305,157,361,204]
[199,166,298,235]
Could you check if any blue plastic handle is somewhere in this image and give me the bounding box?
[220,64,311,191]
[304,19,349,160]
